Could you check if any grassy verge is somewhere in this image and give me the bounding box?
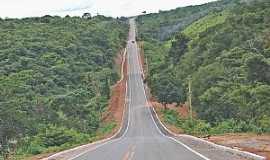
[11,122,117,160]
[161,108,268,137]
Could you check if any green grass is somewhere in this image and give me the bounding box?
[162,109,266,136]
[14,122,117,160]
[97,122,117,135]
[183,11,230,39]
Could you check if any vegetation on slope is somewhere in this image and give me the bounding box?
[138,0,270,134]
[136,0,236,41]
[182,10,229,39]
[0,15,128,158]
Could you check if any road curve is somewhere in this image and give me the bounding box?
[72,18,209,160]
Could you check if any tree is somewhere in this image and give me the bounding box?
[0,104,29,160]
[245,54,270,84]
[82,13,92,19]
[0,15,129,158]
[168,33,190,65]
[151,70,185,107]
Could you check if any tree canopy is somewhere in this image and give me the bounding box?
[0,15,128,158]
[137,0,270,133]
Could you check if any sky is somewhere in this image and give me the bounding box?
[0,0,217,18]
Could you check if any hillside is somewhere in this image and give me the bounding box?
[137,0,270,135]
[136,0,237,41]
[0,15,128,158]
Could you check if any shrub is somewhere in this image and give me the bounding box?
[258,116,270,132]
[162,109,178,125]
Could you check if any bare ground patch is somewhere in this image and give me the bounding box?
[207,134,270,160]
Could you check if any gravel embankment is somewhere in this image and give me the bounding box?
[175,135,250,160]
[150,106,265,160]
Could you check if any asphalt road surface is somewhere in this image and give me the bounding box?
[73,18,209,160]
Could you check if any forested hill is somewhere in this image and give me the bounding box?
[136,0,237,41]
[0,15,128,157]
[137,0,270,135]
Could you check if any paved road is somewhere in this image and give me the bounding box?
[73,19,208,160]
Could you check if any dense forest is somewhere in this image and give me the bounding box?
[1,0,269,159]
[0,15,128,158]
[137,0,270,135]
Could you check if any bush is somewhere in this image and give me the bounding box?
[258,116,270,132]
[18,125,91,155]
[162,109,267,135]
[40,125,90,148]
[98,122,117,134]
[28,142,45,155]
[210,119,264,135]
[16,136,45,155]
[162,109,210,135]
[180,119,210,135]
[163,109,179,125]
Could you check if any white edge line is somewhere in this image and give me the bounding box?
[67,79,131,160]
[180,134,266,160]
[148,95,265,160]
[68,50,131,160]
[67,138,120,160]
[44,48,130,160]
[149,104,211,160]
[134,31,211,160]
[134,30,265,160]
[67,48,132,160]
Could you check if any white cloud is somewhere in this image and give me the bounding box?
[0,0,217,18]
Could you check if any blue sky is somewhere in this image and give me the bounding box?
[0,0,217,18]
